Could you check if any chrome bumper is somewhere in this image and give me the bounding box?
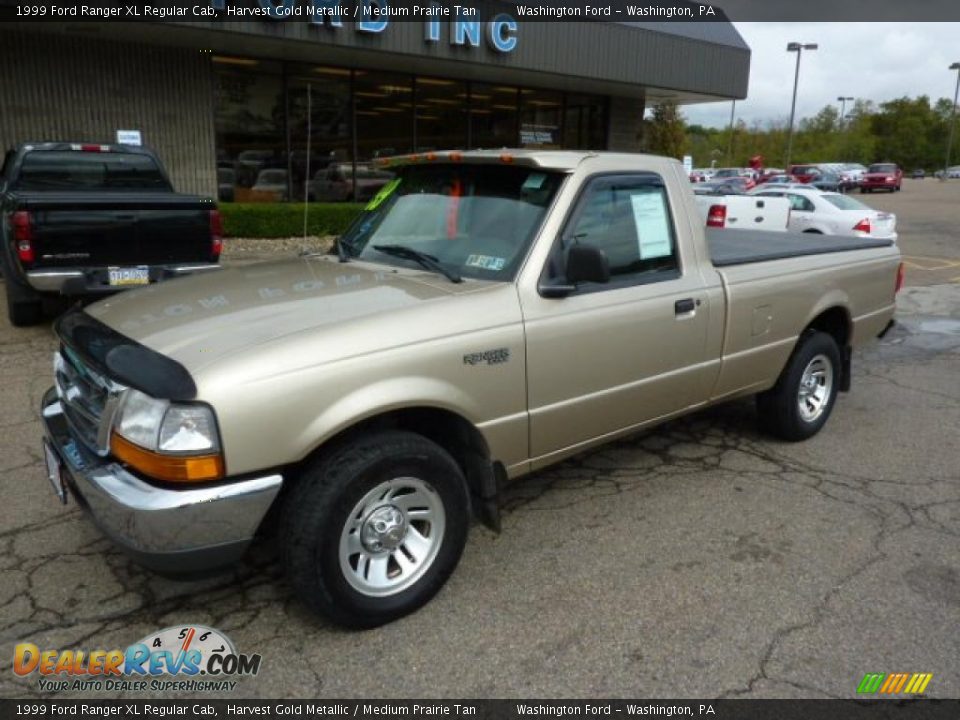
[40,387,282,575]
[27,263,220,293]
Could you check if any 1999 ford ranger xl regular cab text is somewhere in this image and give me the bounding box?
[39,151,902,627]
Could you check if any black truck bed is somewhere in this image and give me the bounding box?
[708,228,894,267]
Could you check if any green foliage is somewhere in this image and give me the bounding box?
[219,202,364,238]
[684,94,957,171]
[643,101,688,159]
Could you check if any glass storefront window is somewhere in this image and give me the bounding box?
[287,65,353,202]
[470,84,519,149]
[520,88,563,149]
[564,94,608,150]
[354,71,413,163]
[415,77,467,152]
[212,56,611,203]
[213,57,285,203]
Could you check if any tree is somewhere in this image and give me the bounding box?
[644,101,687,159]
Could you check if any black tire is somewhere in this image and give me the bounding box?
[756,331,841,442]
[283,430,470,628]
[4,278,43,327]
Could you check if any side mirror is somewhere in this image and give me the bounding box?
[566,243,610,284]
[539,243,610,298]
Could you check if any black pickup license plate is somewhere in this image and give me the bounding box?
[108,266,150,286]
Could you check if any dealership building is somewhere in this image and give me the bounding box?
[0,13,749,200]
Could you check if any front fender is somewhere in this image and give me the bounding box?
[294,376,486,461]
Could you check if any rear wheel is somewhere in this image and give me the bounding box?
[283,430,470,627]
[756,331,841,441]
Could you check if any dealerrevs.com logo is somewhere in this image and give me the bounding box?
[13,625,261,693]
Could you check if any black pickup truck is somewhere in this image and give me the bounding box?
[1,142,221,326]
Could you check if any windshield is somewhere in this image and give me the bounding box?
[869,164,897,173]
[14,151,170,191]
[341,163,564,281]
[824,194,870,211]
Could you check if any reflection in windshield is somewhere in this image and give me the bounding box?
[340,163,565,281]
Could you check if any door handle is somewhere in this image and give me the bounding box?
[675,298,696,315]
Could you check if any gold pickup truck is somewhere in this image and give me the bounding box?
[39,151,902,627]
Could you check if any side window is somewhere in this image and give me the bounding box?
[564,174,679,286]
[786,194,815,212]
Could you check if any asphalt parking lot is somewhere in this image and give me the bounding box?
[1,180,958,700]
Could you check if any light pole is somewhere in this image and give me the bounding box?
[726,99,736,165]
[838,96,853,161]
[837,96,854,126]
[944,62,960,178]
[785,42,818,169]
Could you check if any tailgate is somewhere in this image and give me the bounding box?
[11,192,213,267]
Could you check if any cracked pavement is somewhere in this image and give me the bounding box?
[1,182,958,700]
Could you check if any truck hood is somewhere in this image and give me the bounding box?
[85,255,497,374]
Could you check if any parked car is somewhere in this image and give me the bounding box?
[842,163,868,183]
[217,167,236,202]
[948,166,960,179]
[810,172,845,193]
[860,163,902,193]
[0,142,221,326]
[752,186,897,241]
[39,150,901,627]
[712,168,755,189]
[252,168,289,201]
[757,172,798,185]
[911,169,926,179]
[692,180,745,196]
[235,149,276,187]
[787,164,823,183]
[308,163,394,202]
[694,192,791,231]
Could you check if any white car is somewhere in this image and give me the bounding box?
[252,168,289,201]
[751,186,897,241]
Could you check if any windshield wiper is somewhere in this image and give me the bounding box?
[372,244,462,284]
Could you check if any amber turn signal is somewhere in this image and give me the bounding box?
[110,433,225,483]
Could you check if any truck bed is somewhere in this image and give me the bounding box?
[707,228,894,267]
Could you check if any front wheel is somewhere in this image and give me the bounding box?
[282,430,470,628]
[756,331,841,441]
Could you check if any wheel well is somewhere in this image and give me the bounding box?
[804,307,852,390]
[298,407,502,530]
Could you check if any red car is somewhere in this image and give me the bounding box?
[859,163,902,193]
[787,164,823,183]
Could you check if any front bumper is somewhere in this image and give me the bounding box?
[27,262,220,294]
[40,387,283,576]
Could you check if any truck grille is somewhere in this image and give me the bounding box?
[54,347,114,454]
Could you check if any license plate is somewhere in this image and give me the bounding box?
[42,440,68,505]
[108,266,150,286]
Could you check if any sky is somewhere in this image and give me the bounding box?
[682,23,960,129]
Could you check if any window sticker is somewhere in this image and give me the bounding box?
[365,178,402,211]
[465,254,506,271]
[522,172,547,190]
[629,191,673,260]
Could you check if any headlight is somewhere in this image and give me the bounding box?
[112,389,224,483]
